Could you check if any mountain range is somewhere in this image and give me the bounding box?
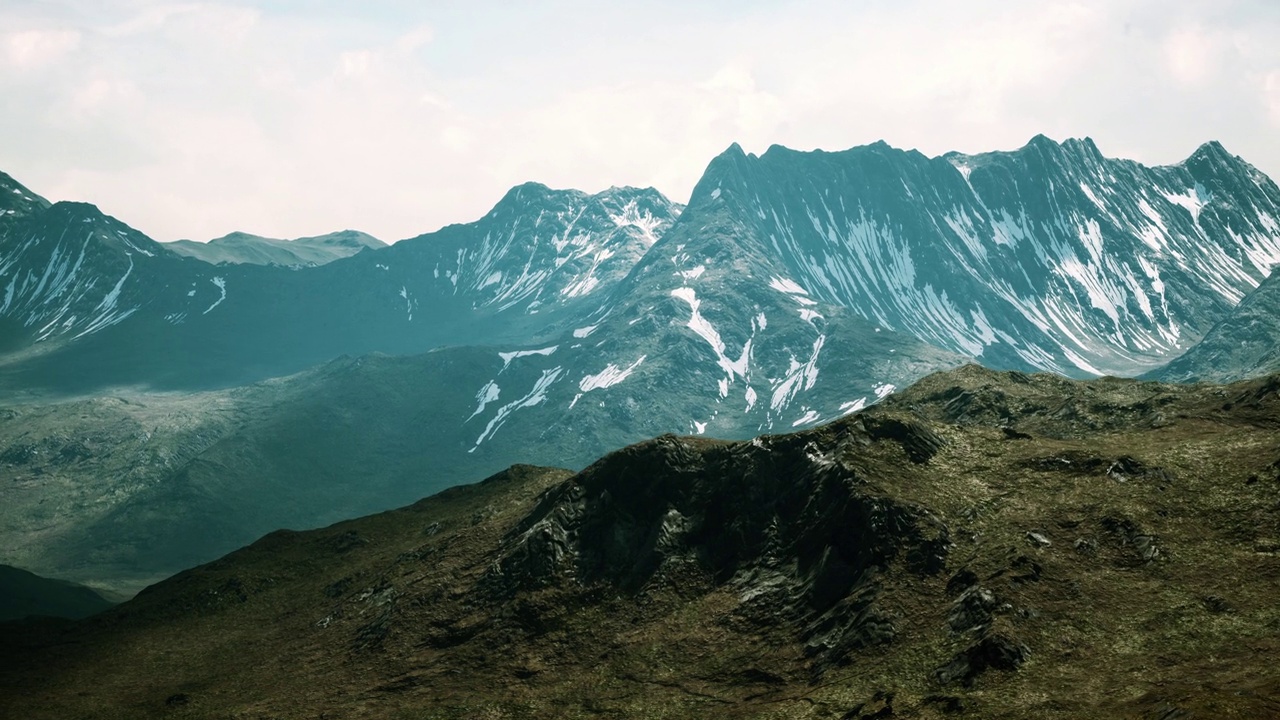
[166,229,386,267]
[5,136,1280,393]
[2,135,1280,596]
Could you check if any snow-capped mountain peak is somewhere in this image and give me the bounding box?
[675,135,1280,377]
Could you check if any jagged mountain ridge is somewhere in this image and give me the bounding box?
[513,169,965,438]
[166,229,386,267]
[0,201,182,356]
[3,136,1279,394]
[0,184,683,391]
[6,135,1280,592]
[694,136,1280,376]
[4,366,1279,719]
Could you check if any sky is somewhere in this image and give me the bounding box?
[1,0,1278,244]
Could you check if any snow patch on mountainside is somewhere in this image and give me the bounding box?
[768,276,809,296]
[202,277,226,315]
[670,287,753,395]
[1162,184,1210,224]
[578,355,646,393]
[769,334,825,413]
[609,199,666,247]
[470,367,563,451]
[398,286,413,321]
[498,346,558,372]
[840,398,868,415]
[560,247,615,299]
[799,308,823,324]
[569,355,647,409]
[467,381,501,421]
[791,408,820,426]
[678,265,706,281]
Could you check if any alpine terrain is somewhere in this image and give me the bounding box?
[3,366,1279,719]
[2,135,1279,598]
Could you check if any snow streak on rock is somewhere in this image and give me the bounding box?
[769,334,825,413]
[498,346,557,372]
[569,355,646,409]
[0,219,147,342]
[203,277,227,315]
[609,198,669,247]
[467,381,501,421]
[579,355,646,393]
[670,286,753,398]
[471,367,563,451]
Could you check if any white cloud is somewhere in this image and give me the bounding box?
[337,50,374,79]
[394,25,434,54]
[101,3,259,41]
[3,29,81,71]
[1164,25,1221,85]
[1266,71,1280,125]
[65,76,142,118]
[0,0,1276,244]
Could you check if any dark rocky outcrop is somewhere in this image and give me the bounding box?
[489,419,951,675]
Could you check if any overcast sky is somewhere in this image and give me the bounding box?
[2,0,1278,243]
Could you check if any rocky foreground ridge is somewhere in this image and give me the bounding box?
[2,365,1279,719]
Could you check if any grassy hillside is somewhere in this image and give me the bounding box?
[2,366,1278,718]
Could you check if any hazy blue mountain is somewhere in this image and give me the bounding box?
[0,185,684,391]
[166,230,385,267]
